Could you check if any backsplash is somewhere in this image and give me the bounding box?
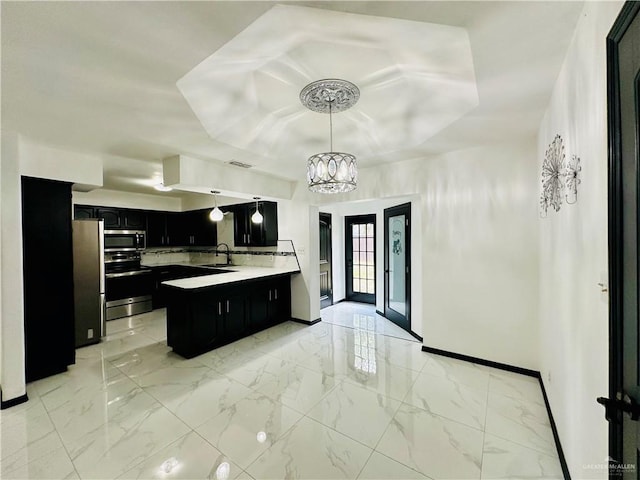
[141,240,299,270]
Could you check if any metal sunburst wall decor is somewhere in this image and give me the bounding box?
[563,154,581,204]
[540,134,565,217]
[539,134,582,217]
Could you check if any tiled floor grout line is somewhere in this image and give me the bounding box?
[478,374,492,478]
[0,406,74,479]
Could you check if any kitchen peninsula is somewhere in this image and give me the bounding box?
[162,265,300,358]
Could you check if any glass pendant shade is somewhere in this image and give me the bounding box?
[251,199,263,224]
[209,190,224,222]
[209,207,224,222]
[307,152,357,193]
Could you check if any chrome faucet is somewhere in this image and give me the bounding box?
[215,243,231,266]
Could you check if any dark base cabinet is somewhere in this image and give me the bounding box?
[164,275,293,358]
[151,265,229,309]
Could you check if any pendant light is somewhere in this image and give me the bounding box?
[209,190,224,222]
[300,79,359,194]
[251,197,263,224]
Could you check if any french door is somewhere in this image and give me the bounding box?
[383,203,411,332]
[603,3,640,475]
[345,215,375,304]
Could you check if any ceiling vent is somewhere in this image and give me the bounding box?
[228,160,253,169]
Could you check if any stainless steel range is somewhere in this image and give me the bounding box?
[104,250,153,320]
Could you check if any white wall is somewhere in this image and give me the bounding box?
[0,136,105,404]
[279,196,320,322]
[421,144,539,369]
[315,142,539,370]
[0,133,26,402]
[20,137,103,191]
[537,2,623,477]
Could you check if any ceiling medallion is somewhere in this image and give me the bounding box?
[299,79,360,114]
[301,79,359,194]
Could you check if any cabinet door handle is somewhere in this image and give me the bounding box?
[275,289,278,300]
[218,302,222,315]
[269,290,272,301]
[226,300,230,313]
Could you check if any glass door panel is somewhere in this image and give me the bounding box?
[345,214,376,304]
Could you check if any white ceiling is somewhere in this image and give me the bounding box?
[1,1,584,197]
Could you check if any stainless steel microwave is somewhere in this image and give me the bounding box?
[104,230,146,252]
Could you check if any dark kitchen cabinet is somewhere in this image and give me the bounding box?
[269,276,291,323]
[181,209,217,246]
[194,209,218,246]
[147,211,196,247]
[164,274,293,358]
[22,177,75,381]
[191,295,224,352]
[166,212,189,246]
[96,207,122,229]
[121,209,146,230]
[75,204,217,247]
[248,276,290,331]
[147,211,168,247]
[74,205,96,220]
[75,205,146,231]
[233,201,278,247]
[220,291,247,337]
[150,265,222,308]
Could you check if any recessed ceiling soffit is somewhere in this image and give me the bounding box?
[177,4,479,167]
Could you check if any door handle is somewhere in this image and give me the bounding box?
[597,392,640,422]
[218,302,222,315]
[226,300,229,313]
[269,290,272,301]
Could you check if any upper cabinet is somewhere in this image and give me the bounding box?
[146,210,169,247]
[146,209,217,248]
[74,205,96,220]
[183,209,218,246]
[75,204,217,247]
[76,205,147,230]
[233,201,278,247]
[122,209,146,230]
[95,207,122,229]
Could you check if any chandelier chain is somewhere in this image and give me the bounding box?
[329,101,333,152]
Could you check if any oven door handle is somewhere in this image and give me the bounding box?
[105,270,152,278]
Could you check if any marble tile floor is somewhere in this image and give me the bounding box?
[0,303,563,479]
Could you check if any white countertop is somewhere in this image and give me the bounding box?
[161,265,300,290]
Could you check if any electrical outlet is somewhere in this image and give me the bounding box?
[88,328,94,339]
[547,371,551,383]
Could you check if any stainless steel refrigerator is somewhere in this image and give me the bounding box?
[72,218,106,347]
